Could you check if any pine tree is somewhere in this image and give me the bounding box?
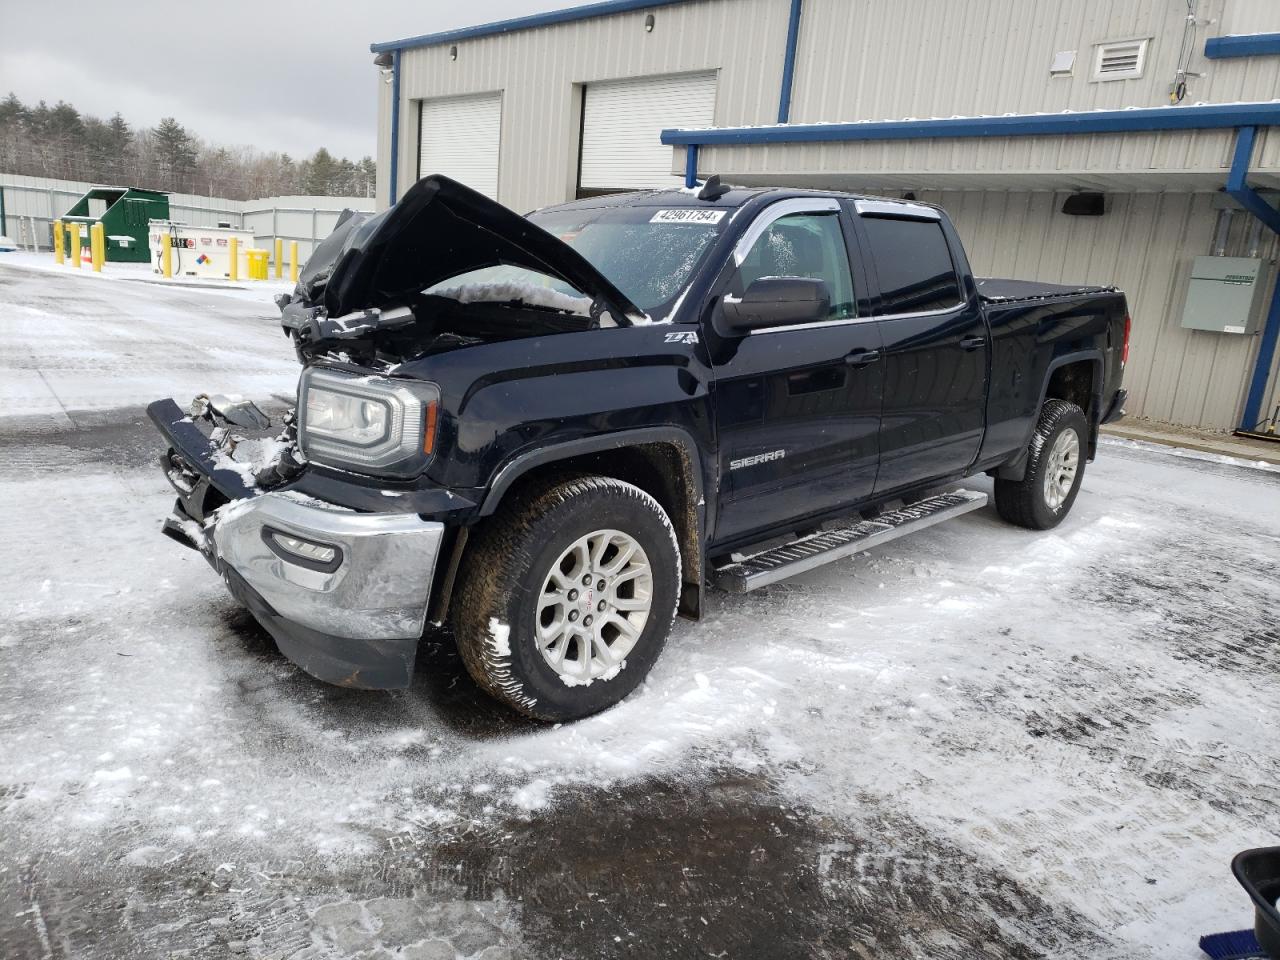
[304,147,339,195]
[152,116,197,190]
[0,92,26,130]
[0,92,371,200]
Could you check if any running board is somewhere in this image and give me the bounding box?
[713,489,988,593]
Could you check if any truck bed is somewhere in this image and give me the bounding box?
[977,278,1117,303]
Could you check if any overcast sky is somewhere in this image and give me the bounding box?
[0,0,581,160]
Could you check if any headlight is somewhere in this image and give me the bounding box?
[298,367,439,476]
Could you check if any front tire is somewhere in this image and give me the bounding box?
[994,399,1088,530]
[452,475,680,721]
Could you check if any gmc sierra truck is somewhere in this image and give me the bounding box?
[150,174,1129,721]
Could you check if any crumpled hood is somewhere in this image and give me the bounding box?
[299,174,645,326]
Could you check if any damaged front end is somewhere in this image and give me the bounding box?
[149,174,649,690]
[272,173,647,367]
[149,395,444,690]
[154,393,300,552]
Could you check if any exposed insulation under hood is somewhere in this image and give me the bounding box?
[292,174,645,325]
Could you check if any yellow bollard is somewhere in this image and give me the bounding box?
[91,223,104,272]
[274,238,283,279]
[68,223,81,268]
[289,241,298,283]
[53,220,65,264]
[228,237,239,281]
[161,232,172,278]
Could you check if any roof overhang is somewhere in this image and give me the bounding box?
[663,101,1280,194]
[709,169,1280,194]
[661,101,1280,147]
[371,0,694,53]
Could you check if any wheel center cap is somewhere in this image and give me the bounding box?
[581,588,594,614]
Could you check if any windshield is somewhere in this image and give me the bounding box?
[424,204,727,318]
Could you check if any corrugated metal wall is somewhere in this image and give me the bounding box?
[0,172,241,249]
[387,0,790,213]
[926,188,1279,431]
[0,172,373,260]
[380,0,1280,208]
[373,0,1280,431]
[792,0,1280,124]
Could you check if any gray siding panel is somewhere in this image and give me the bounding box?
[792,0,1280,128]
[926,188,1278,431]
[382,0,790,212]
[372,0,1280,431]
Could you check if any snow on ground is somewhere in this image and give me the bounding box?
[0,260,1278,959]
[0,253,298,430]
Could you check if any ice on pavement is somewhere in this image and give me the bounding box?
[0,254,298,427]
[2,257,1279,959]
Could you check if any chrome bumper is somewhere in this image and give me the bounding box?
[149,396,447,689]
[211,492,445,643]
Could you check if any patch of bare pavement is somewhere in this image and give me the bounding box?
[2,770,1114,959]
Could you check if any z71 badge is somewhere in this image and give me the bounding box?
[664,331,699,345]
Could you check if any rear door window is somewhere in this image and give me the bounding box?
[861,217,964,314]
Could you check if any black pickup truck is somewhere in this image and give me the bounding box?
[150,175,1129,721]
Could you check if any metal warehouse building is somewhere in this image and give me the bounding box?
[372,0,1280,434]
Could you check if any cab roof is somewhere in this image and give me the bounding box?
[532,184,937,215]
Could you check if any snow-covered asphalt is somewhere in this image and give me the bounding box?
[1,258,1278,960]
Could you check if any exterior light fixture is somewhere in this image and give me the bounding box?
[644,13,655,31]
[373,51,394,84]
[450,45,458,60]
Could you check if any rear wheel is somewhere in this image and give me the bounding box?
[994,399,1088,530]
[452,475,680,721]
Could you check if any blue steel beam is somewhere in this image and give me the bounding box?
[662,100,1280,145]
[389,50,401,207]
[684,144,700,189]
[776,0,803,123]
[1225,126,1280,236]
[1227,126,1280,432]
[1205,33,1280,60]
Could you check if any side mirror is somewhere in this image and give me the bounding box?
[719,276,830,334]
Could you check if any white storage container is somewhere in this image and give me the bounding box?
[148,220,257,279]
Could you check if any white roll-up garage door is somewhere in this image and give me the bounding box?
[579,73,716,192]
[418,93,502,199]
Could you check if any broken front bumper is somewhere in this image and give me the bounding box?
[148,398,444,689]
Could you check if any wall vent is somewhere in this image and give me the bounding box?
[1092,39,1148,81]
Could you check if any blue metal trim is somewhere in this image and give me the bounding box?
[776,0,803,123]
[389,50,401,206]
[684,144,699,188]
[661,101,1280,146]
[1242,281,1280,430]
[1225,127,1280,236]
[1227,126,1280,431]
[372,0,694,53]
[1205,33,1280,60]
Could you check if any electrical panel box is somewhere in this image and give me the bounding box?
[1180,256,1268,335]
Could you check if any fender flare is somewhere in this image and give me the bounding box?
[477,427,710,617]
[1036,350,1106,423]
[479,426,707,519]
[997,350,1105,481]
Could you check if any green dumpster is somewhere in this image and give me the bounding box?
[61,186,170,263]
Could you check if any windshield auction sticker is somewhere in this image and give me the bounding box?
[650,209,726,224]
